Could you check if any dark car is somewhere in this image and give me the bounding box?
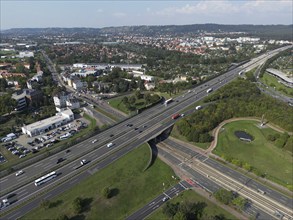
[56,158,64,164]
[65,149,70,153]
[110,134,114,137]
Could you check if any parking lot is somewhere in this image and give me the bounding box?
[0,118,89,163]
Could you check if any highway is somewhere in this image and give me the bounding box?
[158,139,293,219]
[1,45,291,218]
[126,181,191,220]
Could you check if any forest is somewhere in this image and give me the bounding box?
[175,79,293,143]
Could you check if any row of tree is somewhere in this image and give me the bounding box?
[175,79,293,145]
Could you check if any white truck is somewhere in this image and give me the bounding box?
[1,194,17,208]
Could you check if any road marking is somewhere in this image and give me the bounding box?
[49,156,57,161]
[42,164,54,170]
[69,178,79,185]
[33,163,43,167]
[7,211,21,219]
[0,178,8,183]
[179,182,188,190]
[17,189,27,194]
[43,193,52,200]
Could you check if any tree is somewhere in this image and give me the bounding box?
[128,96,136,105]
[40,199,51,210]
[232,196,248,210]
[134,90,143,99]
[72,197,83,214]
[214,189,234,205]
[0,78,8,92]
[173,211,187,220]
[102,187,111,199]
[56,214,69,220]
[15,63,26,73]
[162,202,179,218]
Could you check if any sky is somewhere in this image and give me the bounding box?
[1,0,292,29]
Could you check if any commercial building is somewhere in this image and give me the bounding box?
[18,51,34,58]
[21,109,74,137]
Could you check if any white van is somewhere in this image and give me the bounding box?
[107,143,114,148]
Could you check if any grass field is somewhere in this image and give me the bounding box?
[22,144,178,220]
[108,97,130,114]
[260,73,293,97]
[146,190,236,220]
[213,120,293,186]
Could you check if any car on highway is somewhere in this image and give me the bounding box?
[15,170,24,176]
[91,139,97,144]
[65,149,70,153]
[110,134,114,137]
[162,196,169,202]
[56,158,64,164]
[107,143,114,148]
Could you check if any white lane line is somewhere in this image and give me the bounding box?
[42,164,54,170]
[33,163,43,168]
[43,193,52,200]
[69,178,79,185]
[7,211,21,219]
[49,156,57,161]
[0,178,8,183]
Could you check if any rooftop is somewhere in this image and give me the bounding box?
[22,109,73,131]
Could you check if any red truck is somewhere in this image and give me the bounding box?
[172,114,180,120]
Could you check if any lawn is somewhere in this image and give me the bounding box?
[108,97,130,114]
[22,144,178,220]
[213,120,293,186]
[146,190,236,220]
[260,73,293,97]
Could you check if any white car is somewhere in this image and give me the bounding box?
[15,170,24,176]
[162,196,169,202]
[19,154,26,159]
[91,139,97,144]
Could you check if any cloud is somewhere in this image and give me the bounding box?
[97,9,103,13]
[155,0,292,17]
[112,12,127,18]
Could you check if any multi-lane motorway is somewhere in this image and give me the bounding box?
[126,181,191,220]
[1,45,292,218]
[158,138,293,219]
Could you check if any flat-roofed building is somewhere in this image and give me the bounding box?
[21,109,74,137]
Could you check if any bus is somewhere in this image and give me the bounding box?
[34,171,57,186]
[164,98,173,106]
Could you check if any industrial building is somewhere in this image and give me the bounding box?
[21,109,74,137]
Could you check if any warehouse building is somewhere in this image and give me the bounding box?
[21,109,74,137]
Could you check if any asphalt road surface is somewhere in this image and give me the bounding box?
[126,181,191,220]
[1,46,291,218]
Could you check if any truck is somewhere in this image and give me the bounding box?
[1,193,17,208]
[172,114,180,120]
